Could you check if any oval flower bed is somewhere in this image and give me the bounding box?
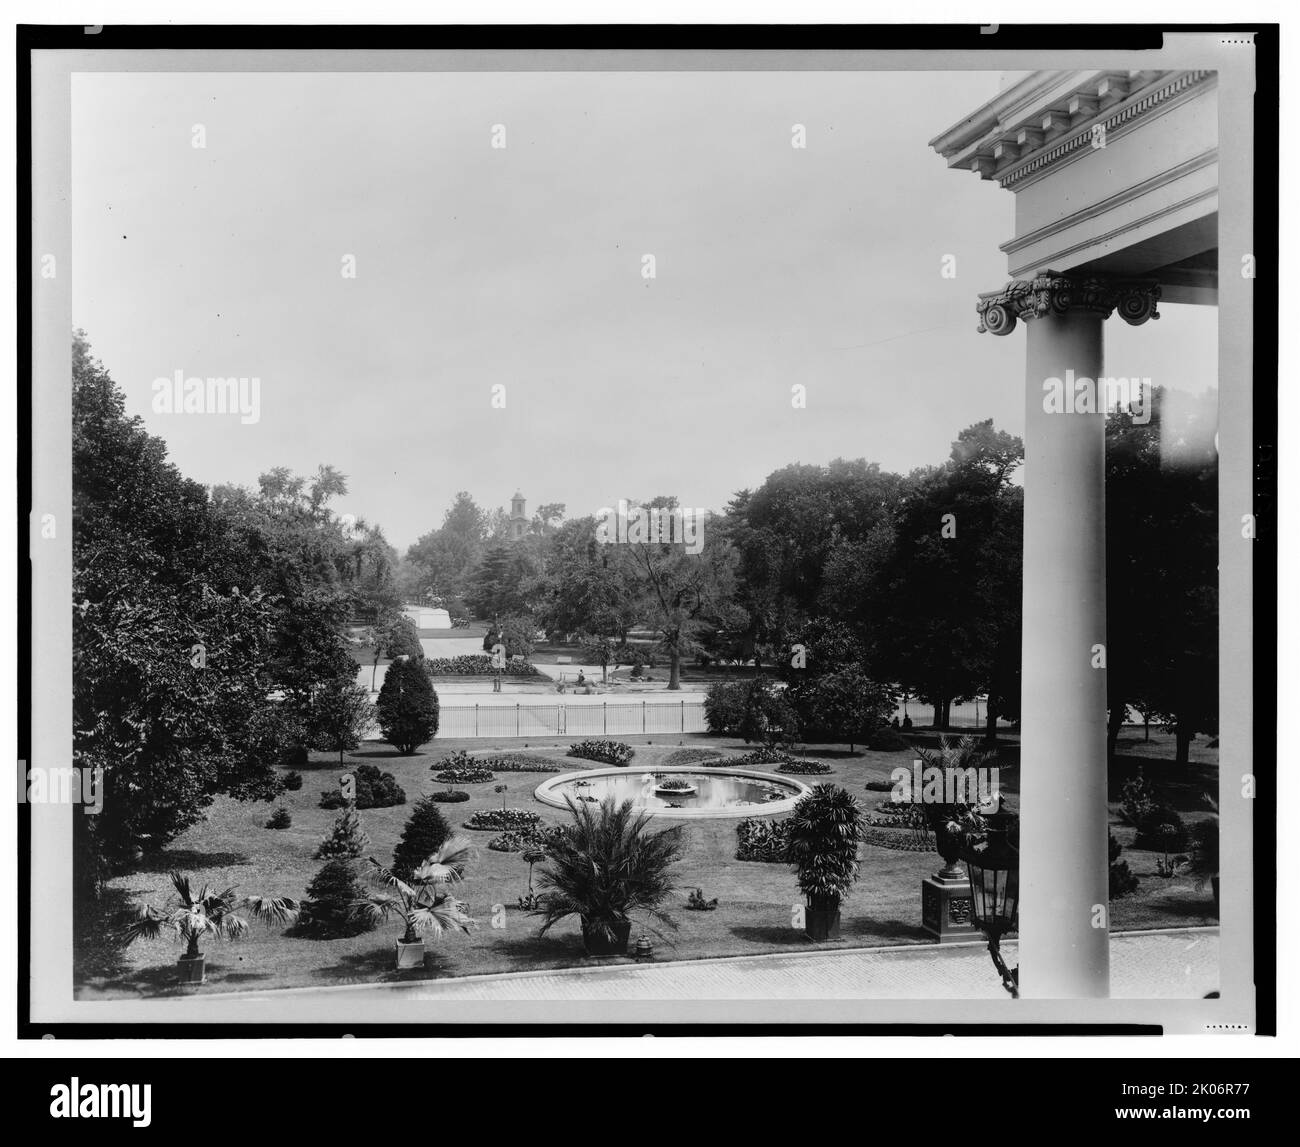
[566,739,635,766]
[463,808,543,832]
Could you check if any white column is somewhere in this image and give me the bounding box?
[1018,306,1110,998]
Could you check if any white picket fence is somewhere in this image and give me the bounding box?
[436,700,707,739]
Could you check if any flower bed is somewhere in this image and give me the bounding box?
[425,654,539,677]
[735,817,791,862]
[429,790,470,803]
[434,764,495,784]
[566,739,635,766]
[463,808,544,832]
[661,747,727,767]
[477,752,563,774]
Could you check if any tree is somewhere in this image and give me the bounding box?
[310,678,375,766]
[376,659,440,754]
[391,796,454,879]
[299,859,375,938]
[405,491,489,599]
[617,497,737,690]
[786,668,897,751]
[1105,390,1218,763]
[381,615,423,661]
[738,677,799,747]
[868,422,1023,731]
[72,332,288,888]
[315,805,371,860]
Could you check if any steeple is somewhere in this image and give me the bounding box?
[508,491,527,541]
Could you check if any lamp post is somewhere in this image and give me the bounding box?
[959,802,1020,998]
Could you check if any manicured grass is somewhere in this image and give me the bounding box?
[75,734,1219,998]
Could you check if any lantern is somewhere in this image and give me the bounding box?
[960,805,1020,997]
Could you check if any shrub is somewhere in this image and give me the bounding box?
[319,764,406,811]
[298,858,375,939]
[735,817,791,862]
[1132,805,1188,851]
[376,657,440,754]
[1109,831,1139,899]
[430,790,470,803]
[309,677,376,765]
[391,796,452,880]
[315,806,370,860]
[567,739,635,766]
[704,681,748,734]
[463,808,543,832]
[266,807,292,830]
[1118,771,1161,828]
[281,770,304,792]
[487,830,536,853]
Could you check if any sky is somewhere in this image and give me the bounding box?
[71,69,1218,551]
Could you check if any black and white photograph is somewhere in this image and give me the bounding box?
[11,6,1287,1107]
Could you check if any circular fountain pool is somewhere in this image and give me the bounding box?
[534,766,811,819]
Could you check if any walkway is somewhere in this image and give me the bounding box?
[222,928,1217,1004]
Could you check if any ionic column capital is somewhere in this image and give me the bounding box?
[975,269,1161,336]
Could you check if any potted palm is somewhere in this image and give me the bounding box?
[532,796,684,956]
[353,838,477,969]
[786,784,863,941]
[123,872,300,985]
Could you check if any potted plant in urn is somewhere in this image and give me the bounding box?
[123,872,300,985]
[1188,794,1220,909]
[353,838,476,969]
[786,784,863,941]
[532,796,684,956]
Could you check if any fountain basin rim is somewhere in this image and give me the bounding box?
[533,765,813,819]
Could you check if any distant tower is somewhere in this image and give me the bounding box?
[508,491,528,541]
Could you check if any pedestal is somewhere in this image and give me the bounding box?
[921,871,978,943]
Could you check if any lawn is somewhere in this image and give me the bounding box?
[74,732,1219,998]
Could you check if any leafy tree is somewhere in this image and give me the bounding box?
[310,677,375,766]
[406,491,489,599]
[786,668,896,751]
[617,497,737,690]
[381,615,424,661]
[738,677,799,746]
[1105,391,1218,763]
[391,796,453,880]
[72,332,288,888]
[376,658,440,754]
